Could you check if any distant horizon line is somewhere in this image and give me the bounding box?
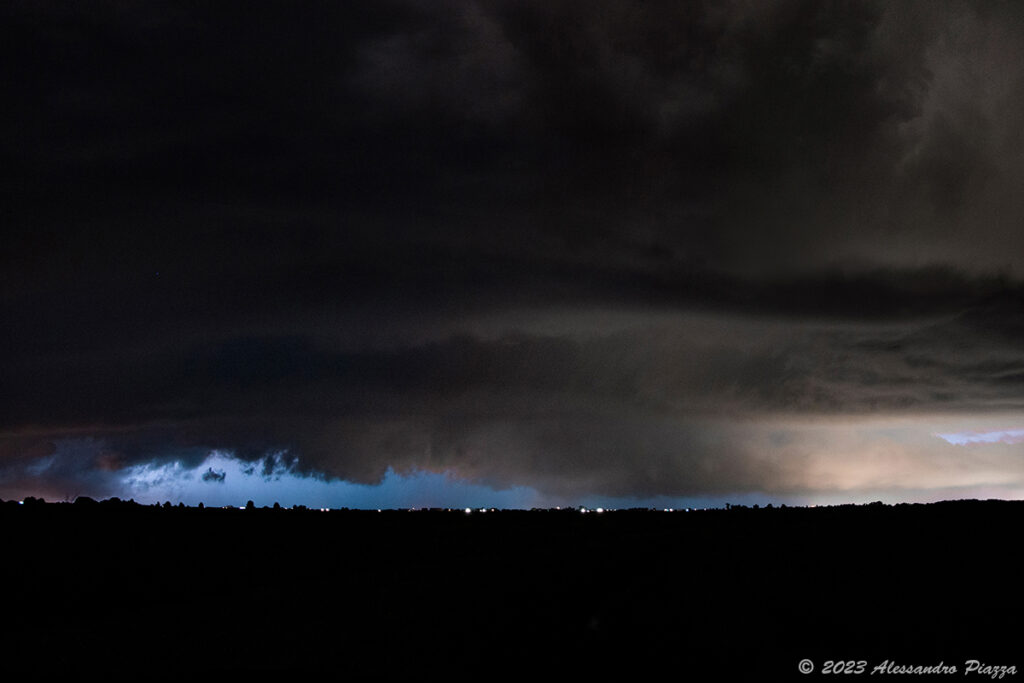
[6,495,1022,512]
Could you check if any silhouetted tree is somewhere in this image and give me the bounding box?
[246,500,255,510]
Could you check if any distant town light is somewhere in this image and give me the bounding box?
[596,508,604,513]
[465,508,472,514]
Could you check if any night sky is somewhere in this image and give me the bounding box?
[5,0,1024,508]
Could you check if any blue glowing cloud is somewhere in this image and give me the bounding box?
[935,429,1024,446]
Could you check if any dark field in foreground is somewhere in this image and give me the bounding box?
[3,500,1021,680]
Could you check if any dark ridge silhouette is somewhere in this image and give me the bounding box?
[2,499,1021,680]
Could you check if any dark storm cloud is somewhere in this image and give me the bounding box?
[202,467,226,483]
[6,0,1024,289]
[5,0,1024,499]
[5,287,1024,497]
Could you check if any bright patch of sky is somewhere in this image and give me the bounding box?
[935,428,1024,446]
[120,451,543,509]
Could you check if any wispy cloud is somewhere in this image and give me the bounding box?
[935,429,1024,446]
